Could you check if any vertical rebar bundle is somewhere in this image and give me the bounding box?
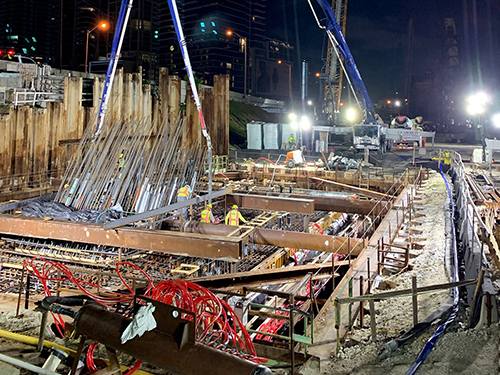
[55,114,206,215]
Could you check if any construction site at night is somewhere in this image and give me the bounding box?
[0,0,499,374]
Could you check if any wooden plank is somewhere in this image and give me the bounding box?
[167,75,181,132]
[213,75,230,157]
[158,67,169,126]
[33,107,49,184]
[0,111,12,180]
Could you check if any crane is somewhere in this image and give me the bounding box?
[308,0,388,154]
[322,0,348,124]
[309,0,435,154]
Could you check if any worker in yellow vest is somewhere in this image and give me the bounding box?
[225,205,248,226]
[177,185,193,219]
[200,203,216,223]
[117,152,125,170]
[289,133,296,150]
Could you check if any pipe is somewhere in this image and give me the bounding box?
[0,328,76,357]
[184,222,364,255]
[0,353,60,375]
[0,329,152,375]
[75,304,272,375]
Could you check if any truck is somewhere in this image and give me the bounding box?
[391,116,413,129]
[388,116,435,147]
[352,124,389,154]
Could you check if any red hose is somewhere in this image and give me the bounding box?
[27,258,264,365]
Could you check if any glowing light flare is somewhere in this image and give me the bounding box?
[347,108,355,122]
[299,115,310,130]
[493,113,500,128]
[467,92,489,115]
[288,113,297,121]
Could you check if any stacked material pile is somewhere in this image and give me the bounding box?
[55,114,206,216]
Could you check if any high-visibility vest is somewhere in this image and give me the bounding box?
[201,209,211,223]
[289,136,296,143]
[228,209,239,226]
[178,186,189,198]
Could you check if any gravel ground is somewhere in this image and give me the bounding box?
[320,170,500,375]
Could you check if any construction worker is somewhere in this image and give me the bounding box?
[289,133,296,150]
[117,152,125,170]
[177,184,193,219]
[225,205,248,226]
[200,203,216,223]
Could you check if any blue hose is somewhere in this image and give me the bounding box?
[405,164,460,374]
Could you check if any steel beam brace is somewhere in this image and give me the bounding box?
[104,189,229,230]
[0,215,242,260]
[185,222,365,255]
[188,261,349,289]
[232,191,387,216]
[226,194,314,215]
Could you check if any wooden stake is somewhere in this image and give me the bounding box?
[369,299,377,341]
[359,276,364,328]
[468,268,485,328]
[412,276,418,326]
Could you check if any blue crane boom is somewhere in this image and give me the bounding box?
[309,0,379,124]
[94,0,133,135]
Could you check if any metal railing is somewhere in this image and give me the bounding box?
[13,89,63,107]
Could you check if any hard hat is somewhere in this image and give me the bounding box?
[208,203,212,208]
[232,205,238,209]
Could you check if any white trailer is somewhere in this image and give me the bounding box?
[386,128,436,148]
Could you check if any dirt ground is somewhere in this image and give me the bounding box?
[319,170,500,375]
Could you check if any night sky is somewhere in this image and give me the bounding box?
[267,0,496,105]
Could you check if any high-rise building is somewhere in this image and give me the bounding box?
[182,0,267,95]
[157,1,184,76]
[61,0,110,71]
[107,0,160,80]
[0,0,60,65]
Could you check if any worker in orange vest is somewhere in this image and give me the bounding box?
[200,203,216,223]
[225,205,248,226]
